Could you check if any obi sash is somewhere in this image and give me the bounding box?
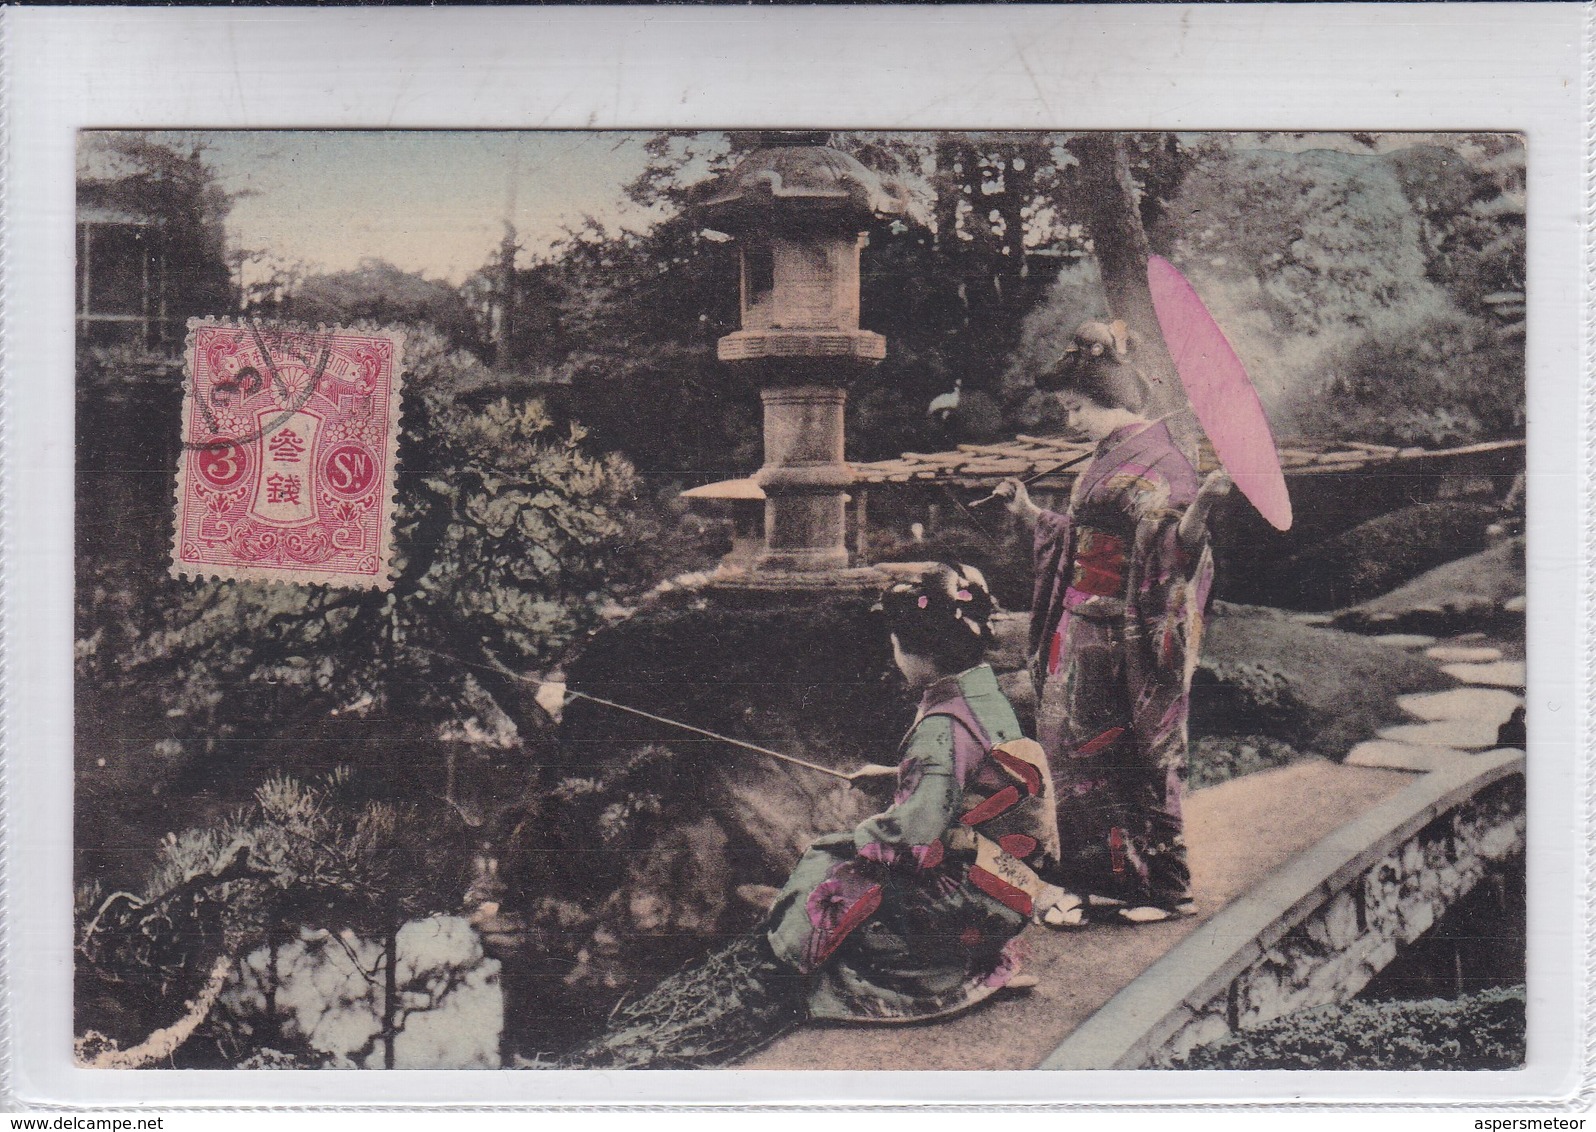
[1070,526,1127,598]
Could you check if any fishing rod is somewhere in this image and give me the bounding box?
[412,645,895,784]
[966,448,1094,509]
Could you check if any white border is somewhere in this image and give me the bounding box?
[4,2,1587,1109]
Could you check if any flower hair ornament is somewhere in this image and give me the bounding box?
[874,563,996,653]
[945,562,995,639]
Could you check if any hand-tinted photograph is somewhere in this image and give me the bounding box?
[73,129,1526,1071]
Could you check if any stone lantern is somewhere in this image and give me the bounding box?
[698,132,908,576]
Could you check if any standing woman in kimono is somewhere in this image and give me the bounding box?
[993,321,1230,923]
[765,564,1077,1024]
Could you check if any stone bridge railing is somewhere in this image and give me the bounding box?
[1041,749,1526,1070]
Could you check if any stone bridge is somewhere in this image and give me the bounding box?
[740,745,1526,1071]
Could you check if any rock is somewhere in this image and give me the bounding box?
[1336,540,1525,635]
[1426,645,1503,664]
[1195,616,1450,757]
[1495,706,1527,749]
[1441,661,1526,689]
[1377,718,1501,750]
[1505,594,1527,614]
[1291,612,1335,626]
[1371,634,1437,649]
[1395,687,1523,724]
[1269,500,1499,611]
[1345,740,1468,773]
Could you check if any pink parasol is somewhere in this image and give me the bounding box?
[1147,255,1293,531]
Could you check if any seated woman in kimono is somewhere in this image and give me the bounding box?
[993,321,1229,924]
[765,564,1080,1025]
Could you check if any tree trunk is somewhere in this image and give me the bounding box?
[1066,133,1195,451]
[76,954,234,1069]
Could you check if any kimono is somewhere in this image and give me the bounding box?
[1030,421,1215,912]
[766,664,1061,1023]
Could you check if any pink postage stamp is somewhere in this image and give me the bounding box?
[170,318,404,589]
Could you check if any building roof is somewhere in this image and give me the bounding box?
[851,435,1526,490]
[678,437,1525,503]
[855,434,1525,485]
[680,477,766,501]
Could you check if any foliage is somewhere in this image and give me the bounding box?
[1387,139,1526,327]
[1157,145,1436,339]
[1172,985,1525,1070]
[282,259,485,354]
[1193,615,1449,757]
[1279,313,1525,447]
[75,769,473,1067]
[1267,500,1501,611]
[542,211,756,481]
[75,326,650,888]
[555,935,803,1069]
[77,133,236,328]
[1188,735,1307,791]
[1133,139,1523,445]
[480,131,1202,475]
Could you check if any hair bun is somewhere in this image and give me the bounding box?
[876,563,996,670]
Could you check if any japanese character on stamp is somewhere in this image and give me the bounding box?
[170,318,404,589]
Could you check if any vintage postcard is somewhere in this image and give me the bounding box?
[71,126,1532,1076]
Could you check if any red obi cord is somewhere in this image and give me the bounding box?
[969,866,1033,916]
[961,785,1021,827]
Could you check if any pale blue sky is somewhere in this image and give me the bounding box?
[135,130,664,285]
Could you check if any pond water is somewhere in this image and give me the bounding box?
[224,915,502,1069]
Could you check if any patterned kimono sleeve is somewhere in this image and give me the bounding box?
[1121,471,1216,782]
[852,715,960,864]
[1028,507,1073,675]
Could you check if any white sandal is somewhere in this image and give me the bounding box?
[1116,901,1197,924]
[1033,886,1088,930]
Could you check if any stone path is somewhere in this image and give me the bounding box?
[1372,633,1437,649]
[1439,661,1526,689]
[1347,631,1523,772]
[737,759,1413,1071]
[1426,645,1502,664]
[736,625,1526,1071]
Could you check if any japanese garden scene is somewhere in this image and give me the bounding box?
[74,129,1527,1071]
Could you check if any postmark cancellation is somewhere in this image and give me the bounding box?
[169,318,404,589]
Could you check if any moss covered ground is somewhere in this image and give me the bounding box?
[1172,985,1525,1070]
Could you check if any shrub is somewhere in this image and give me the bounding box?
[1172,985,1525,1070]
[1281,312,1524,448]
[1188,735,1306,791]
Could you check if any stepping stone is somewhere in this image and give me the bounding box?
[1371,634,1436,649]
[1505,594,1527,614]
[1426,645,1503,664]
[1396,687,1523,723]
[1442,661,1526,689]
[1345,740,1468,773]
[1377,718,1500,750]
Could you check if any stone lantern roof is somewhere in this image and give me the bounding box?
[697,133,910,235]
